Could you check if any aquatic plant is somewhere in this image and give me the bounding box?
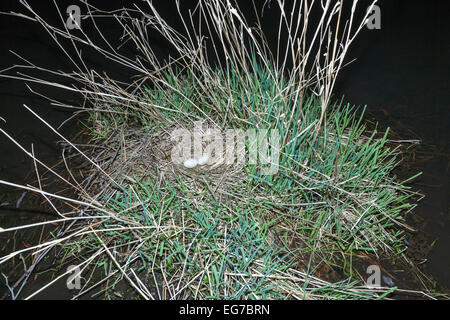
[0,0,431,299]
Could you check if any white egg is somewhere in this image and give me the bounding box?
[183,158,198,169]
[197,154,209,165]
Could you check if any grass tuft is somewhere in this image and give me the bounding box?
[0,0,433,300]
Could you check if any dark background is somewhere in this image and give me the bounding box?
[0,0,449,293]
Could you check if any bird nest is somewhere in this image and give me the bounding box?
[79,120,248,204]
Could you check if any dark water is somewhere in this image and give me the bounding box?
[0,0,448,298]
[335,0,450,288]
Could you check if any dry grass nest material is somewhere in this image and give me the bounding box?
[83,119,247,204]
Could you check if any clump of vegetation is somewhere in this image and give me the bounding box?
[0,0,428,299]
